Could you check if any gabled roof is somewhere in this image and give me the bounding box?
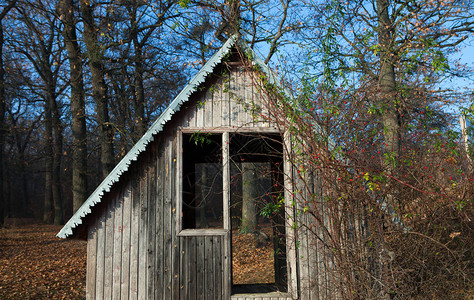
[57,35,286,239]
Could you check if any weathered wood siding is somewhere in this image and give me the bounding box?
[179,65,271,130]
[290,146,339,299]
[87,67,328,300]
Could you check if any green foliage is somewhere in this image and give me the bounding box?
[178,0,190,8]
[189,131,212,147]
[260,194,284,218]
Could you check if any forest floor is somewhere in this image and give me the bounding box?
[232,226,275,285]
[0,224,86,299]
[0,224,277,299]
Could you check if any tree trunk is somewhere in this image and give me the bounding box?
[133,46,146,138]
[50,89,63,225]
[241,162,258,233]
[374,0,399,298]
[377,0,399,164]
[0,20,5,225]
[129,3,148,140]
[199,164,209,228]
[43,100,54,224]
[215,0,241,41]
[0,2,15,226]
[15,139,28,217]
[79,0,114,178]
[60,0,88,213]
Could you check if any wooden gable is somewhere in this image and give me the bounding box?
[58,35,334,300]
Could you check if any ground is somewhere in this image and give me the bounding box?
[232,232,275,285]
[0,224,276,299]
[0,224,86,299]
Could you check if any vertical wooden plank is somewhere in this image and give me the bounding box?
[121,183,132,300]
[310,170,324,300]
[239,67,252,127]
[180,103,190,128]
[179,237,187,300]
[295,161,311,300]
[154,143,166,299]
[196,236,205,298]
[155,142,165,300]
[243,67,253,127]
[223,133,230,231]
[214,236,222,300]
[258,69,271,128]
[129,173,140,300]
[196,94,204,127]
[205,236,215,299]
[213,80,222,127]
[284,132,298,299]
[204,89,214,127]
[95,208,106,299]
[138,159,149,300]
[112,189,124,299]
[236,66,245,127]
[86,218,97,299]
[176,130,182,235]
[322,198,331,299]
[222,132,231,300]
[188,237,197,299]
[147,149,157,300]
[163,137,173,299]
[222,70,230,127]
[243,69,254,127]
[298,190,310,300]
[171,135,180,300]
[177,133,185,298]
[103,195,115,299]
[189,102,197,128]
[249,69,256,127]
[230,67,240,127]
[307,172,319,300]
[252,70,266,128]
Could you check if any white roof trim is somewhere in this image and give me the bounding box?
[57,35,238,238]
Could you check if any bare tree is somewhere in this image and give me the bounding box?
[79,0,114,178]
[0,0,16,226]
[59,0,87,213]
[12,0,66,224]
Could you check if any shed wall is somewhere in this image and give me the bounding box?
[85,65,334,299]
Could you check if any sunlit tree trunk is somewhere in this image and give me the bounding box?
[377,0,399,165]
[374,0,398,298]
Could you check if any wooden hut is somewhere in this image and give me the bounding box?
[58,35,329,299]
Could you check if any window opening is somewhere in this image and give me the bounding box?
[182,133,223,229]
[229,133,287,293]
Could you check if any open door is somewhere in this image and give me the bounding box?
[228,133,287,294]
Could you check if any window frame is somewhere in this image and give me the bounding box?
[176,128,228,236]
